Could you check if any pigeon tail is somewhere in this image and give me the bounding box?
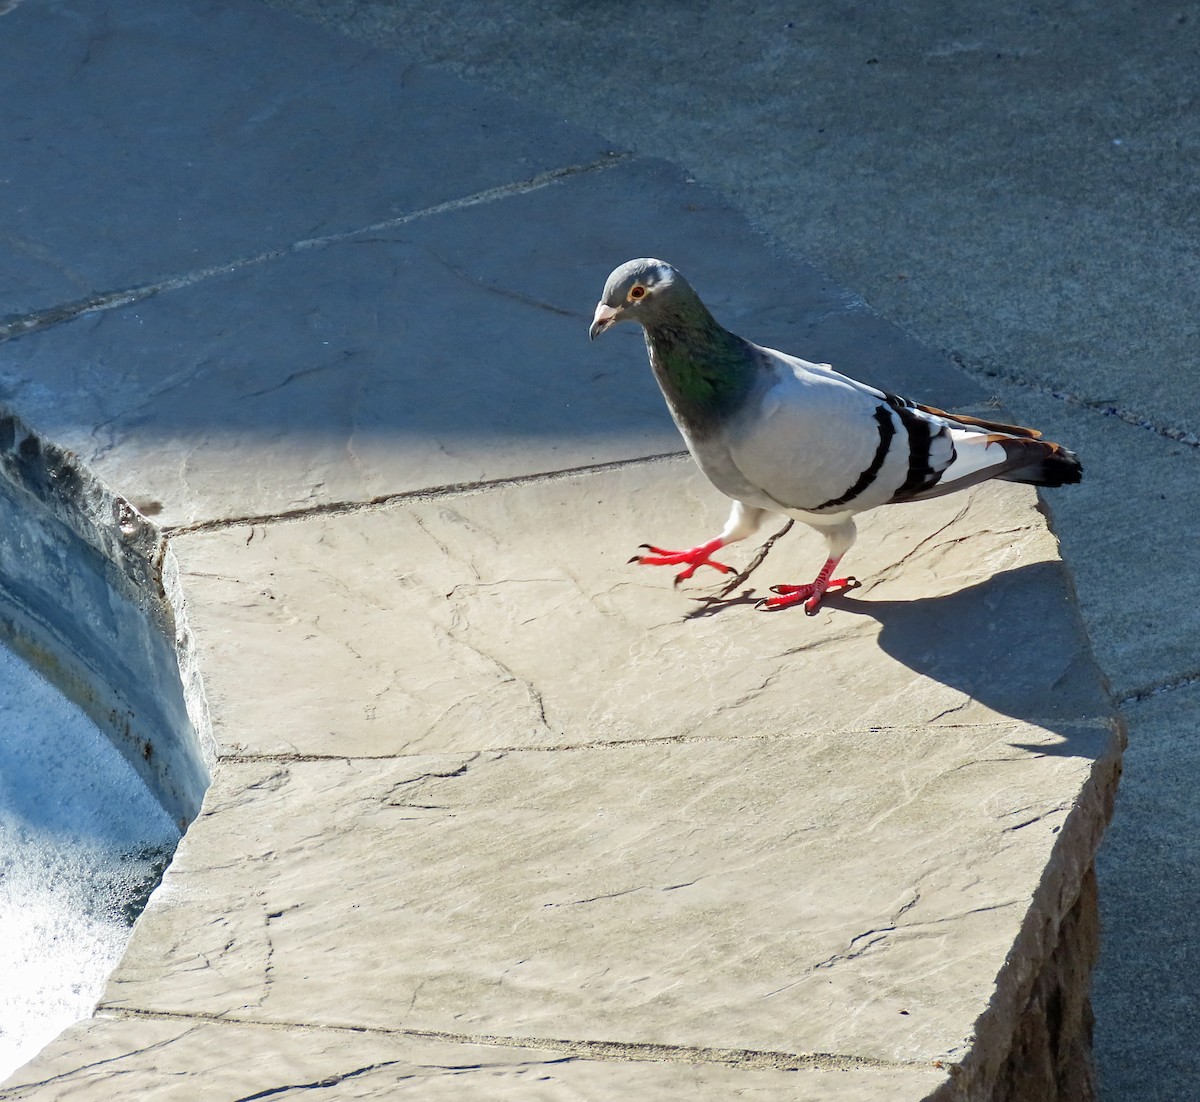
[995,440,1083,488]
[883,424,1082,504]
[915,401,1082,487]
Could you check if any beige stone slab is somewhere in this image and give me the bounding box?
[1,1015,946,1102]
[171,458,1109,760]
[99,722,1115,1067]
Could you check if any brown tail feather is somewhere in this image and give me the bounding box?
[915,402,1043,439]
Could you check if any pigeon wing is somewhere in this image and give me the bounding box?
[723,349,918,513]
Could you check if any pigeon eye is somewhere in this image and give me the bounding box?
[629,285,647,301]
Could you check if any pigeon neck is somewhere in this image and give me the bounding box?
[643,306,756,433]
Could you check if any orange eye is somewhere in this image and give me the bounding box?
[629,285,647,300]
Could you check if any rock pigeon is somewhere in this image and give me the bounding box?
[589,258,1081,613]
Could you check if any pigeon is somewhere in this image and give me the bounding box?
[589,258,1081,613]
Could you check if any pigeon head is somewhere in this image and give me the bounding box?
[589,258,689,340]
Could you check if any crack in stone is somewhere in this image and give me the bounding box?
[662,876,706,892]
[0,152,632,344]
[215,716,1105,765]
[228,1059,412,1101]
[542,887,643,908]
[813,926,895,970]
[435,621,552,735]
[86,356,219,450]
[251,903,304,1012]
[444,577,564,599]
[104,1007,932,1074]
[409,512,465,575]
[423,248,583,319]
[919,900,1022,926]
[857,502,974,590]
[245,769,291,793]
[239,361,344,401]
[1002,806,1069,833]
[381,758,477,807]
[702,673,784,719]
[926,696,974,723]
[0,1028,192,1095]
[893,890,922,923]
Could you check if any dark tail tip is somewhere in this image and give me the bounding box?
[1005,445,1082,488]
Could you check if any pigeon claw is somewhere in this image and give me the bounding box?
[630,539,733,584]
[757,576,859,614]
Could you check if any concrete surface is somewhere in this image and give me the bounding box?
[255,3,1198,1097]
[0,0,1136,1098]
[1089,681,1200,1098]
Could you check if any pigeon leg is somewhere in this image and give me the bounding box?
[758,554,857,614]
[758,519,859,614]
[632,500,766,586]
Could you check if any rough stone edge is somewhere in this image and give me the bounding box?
[159,544,218,778]
[0,402,214,817]
[0,406,163,611]
[991,866,1101,1102]
[928,714,1126,1101]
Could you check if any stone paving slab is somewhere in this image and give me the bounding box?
[255,5,1199,1088]
[100,458,1118,1095]
[1,1016,946,1102]
[0,154,983,530]
[171,461,1108,760]
[0,0,611,321]
[100,723,1113,1067]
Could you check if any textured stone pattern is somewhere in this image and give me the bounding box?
[266,3,1200,1093]
[0,1016,945,1101]
[988,869,1100,1102]
[169,463,1108,760]
[40,467,1117,1099]
[1,454,1120,1100]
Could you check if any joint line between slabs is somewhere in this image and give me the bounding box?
[162,451,689,537]
[101,1007,929,1075]
[1118,669,1200,707]
[951,354,1200,450]
[0,151,633,343]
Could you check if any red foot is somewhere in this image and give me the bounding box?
[757,577,858,614]
[756,552,858,614]
[630,537,732,585]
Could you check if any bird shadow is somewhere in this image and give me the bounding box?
[687,560,1112,758]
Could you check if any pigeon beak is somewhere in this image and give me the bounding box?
[589,302,620,341]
